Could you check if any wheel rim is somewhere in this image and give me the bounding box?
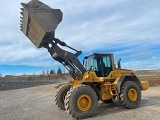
[77,94,92,112]
[128,88,138,102]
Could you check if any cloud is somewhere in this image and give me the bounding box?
[122,58,160,70]
[0,0,160,72]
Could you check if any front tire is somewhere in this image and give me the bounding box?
[55,84,71,110]
[119,81,141,109]
[64,85,98,119]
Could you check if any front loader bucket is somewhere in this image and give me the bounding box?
[20,0,63,48]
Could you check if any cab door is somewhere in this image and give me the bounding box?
[101,55,113,77]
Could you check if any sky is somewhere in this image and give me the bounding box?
[0,0,160,76]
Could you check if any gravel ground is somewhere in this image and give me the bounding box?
[0,84,160,120]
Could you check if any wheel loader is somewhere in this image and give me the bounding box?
[20,0,149,119]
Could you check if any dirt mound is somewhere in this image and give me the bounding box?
[136,70,160,76]
[0,74,71,91]
[0,74,71,82]
[0,71,160,90]
[136,70,160,87]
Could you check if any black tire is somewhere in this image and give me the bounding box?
[102,98,113,104]
[64,85,98,119]
[55,84,71,110]
[119,81,141,109]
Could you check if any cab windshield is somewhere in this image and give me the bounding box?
[85,56,98,71]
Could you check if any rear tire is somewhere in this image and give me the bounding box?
[64,84,98,119]
[55,84,71,110]
[119,81,141,109]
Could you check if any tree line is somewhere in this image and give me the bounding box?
[50,67,62,74]
[0,67,66,77]
[42,67,65,75]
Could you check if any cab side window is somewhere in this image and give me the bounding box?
[102,55,112,76]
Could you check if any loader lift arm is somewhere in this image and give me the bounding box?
[20,0,86,80]
[43,37,86,80]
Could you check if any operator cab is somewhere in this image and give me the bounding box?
[84,53,114,77]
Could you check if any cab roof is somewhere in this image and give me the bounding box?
[84,52,113,59]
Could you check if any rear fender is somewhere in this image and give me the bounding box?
[116,75,142,93]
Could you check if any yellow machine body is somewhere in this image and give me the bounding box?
[71,53,149,101]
